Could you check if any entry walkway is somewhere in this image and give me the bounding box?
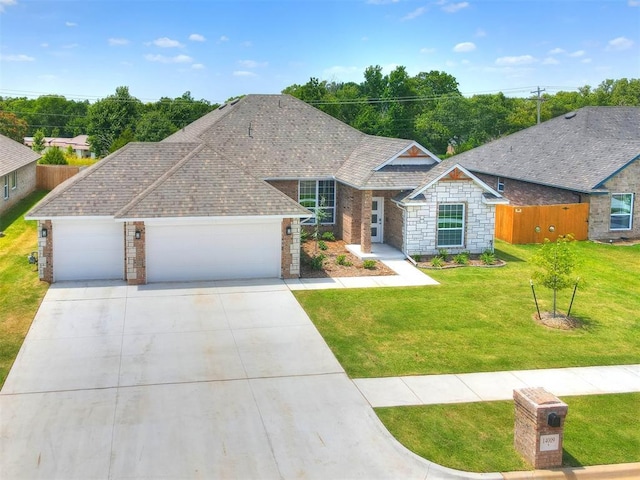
[354,364,640,407]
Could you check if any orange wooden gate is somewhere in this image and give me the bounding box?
[495,203,589,244]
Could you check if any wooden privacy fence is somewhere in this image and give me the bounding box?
[495,203,589,244]
[36,164,82,190]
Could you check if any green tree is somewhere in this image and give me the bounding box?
[135,111,176,142]
[0,111,28,142]
[39,146,68,165]
[87,86,142,157]
[32,129,46,153]
[109,127,135,153]
[531,235,578,317]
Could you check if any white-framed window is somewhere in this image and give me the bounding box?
[497,177,505,192]
[437,203,465,247]
[10,171,17,190]
[299,179,336,224]
[3,175,9,200]
[610,193,634,230]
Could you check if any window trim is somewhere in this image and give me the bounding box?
[298,179,336,225]
[437,203,465,248]
[10,171,17,190]
[3,175,9,200]
[610,193,634,231]
[497,177,505,193]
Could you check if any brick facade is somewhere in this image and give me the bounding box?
[281,218,300,278]
[125,222,146,285]
[38,220,53,283]
[2,162,37,216]
[360,190,372,253]
[403,179,496,255]
[474,173,584,206]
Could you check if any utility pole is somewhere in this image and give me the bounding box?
[531,86,545,124]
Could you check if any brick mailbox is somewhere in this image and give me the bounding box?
[513,387,568,469]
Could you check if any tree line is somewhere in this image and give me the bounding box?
[1,69,638,158]
[0,88,217,157]
[283,67,640,154]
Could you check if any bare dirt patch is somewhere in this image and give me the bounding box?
[300,239,396,278]
[534,312,583,330]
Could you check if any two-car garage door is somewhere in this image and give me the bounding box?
[146,220,281,282]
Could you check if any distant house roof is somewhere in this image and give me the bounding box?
[456,106,640,193]
[0,133,41,177]
[24,135,90,151]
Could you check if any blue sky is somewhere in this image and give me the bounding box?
[1,0,638,103]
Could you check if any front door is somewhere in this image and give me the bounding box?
[371,197,384,243]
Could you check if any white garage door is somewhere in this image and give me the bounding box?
[53,220,124,281]
[146,220,281,282]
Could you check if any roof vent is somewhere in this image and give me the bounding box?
[218,103,227,110]
[230,98,240,106]
[564,111,577,119]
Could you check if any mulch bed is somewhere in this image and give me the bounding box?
[300,239,396,278]
[534,312,583,330]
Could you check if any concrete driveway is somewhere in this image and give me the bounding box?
[1,280,497,480]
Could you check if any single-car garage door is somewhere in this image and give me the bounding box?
[146,220,281,282]
[53,220,124,281]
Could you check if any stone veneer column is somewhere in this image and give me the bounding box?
[360,190,372,253]
[125,221,146,285]
[281,218,300,279]
[38,220,53,283]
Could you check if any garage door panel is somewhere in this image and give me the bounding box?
[146,222,281,282]
[53,221,124,281]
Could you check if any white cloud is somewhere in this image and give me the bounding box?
[402,6,427,21]
[420,47,436,54]
[192,63,205,70]
[219,35,229,42]
[149,37,184,48]
[241,41,252,47]
[495,55,536,66]
[145,54,193,64]
[0,53,35,61]
[63,43,79,49]
[629,0,639,6]
[569,50,585,57]
[233,70,256,77]
[0,0,17,13]
[189,33,205,42]
[542,57,560,65]
[475,28,486,38]
[108,38,130,46]
[65,21,77,27]
[238,59,268,68]
[441,2,469,13]
[367,0,400,4]
[606,36,634,50]
[41,43,49,48]
[581,58,592,63]
[38,74,58,81]
[548,47,565,55]
[453,42,476,53]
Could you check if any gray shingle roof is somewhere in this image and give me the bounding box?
[456,107,640,193]
[0,134,41,177]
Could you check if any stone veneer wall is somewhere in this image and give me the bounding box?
[125,222,146,285]
[1,162,37,216]
[589,159,640,240]
[281,218,300,278]
[404,179,496,255]
[38,219,53,283]
[474,173,584,206]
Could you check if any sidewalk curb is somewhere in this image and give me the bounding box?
[501,462,640,479]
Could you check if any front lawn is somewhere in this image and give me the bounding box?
[0,191,50,388]
[294,240,640,378]
[376,393,640,472]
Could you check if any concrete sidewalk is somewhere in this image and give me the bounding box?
[354,364,640,407]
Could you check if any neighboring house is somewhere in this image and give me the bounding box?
[24,134,94,158]
[1,134,40,217]
[457,107,640,242]
[26,95,506,284]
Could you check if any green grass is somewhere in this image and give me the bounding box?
[0,191,50,388]
[376,393,640,473]
[294,240,640,378]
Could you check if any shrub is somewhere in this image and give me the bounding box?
[411,254,422,263]
[454,252,470,265]
[431,256,444,268]
[438,249,449,261]
[321,231,336,241]
[309,253,326,270]
[300,229,310,243]
[336,254,352,267]
[318,240,328,251]
[39,146,68,165]
[480,250,496,265]
[363,259,377,270]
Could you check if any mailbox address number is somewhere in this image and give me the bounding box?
[540,434,560,452]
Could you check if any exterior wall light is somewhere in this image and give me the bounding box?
[285,226,292,235]
[41,227,48,238]
[135,230,141,240]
